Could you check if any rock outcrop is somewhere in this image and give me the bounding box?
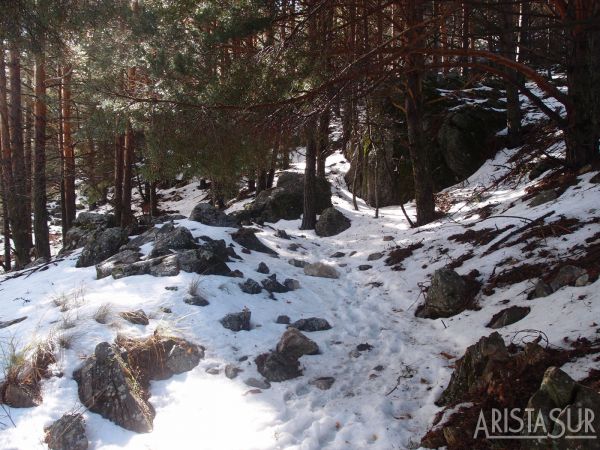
[315,207,351,237]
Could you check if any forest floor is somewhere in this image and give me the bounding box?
[1,97,600,449]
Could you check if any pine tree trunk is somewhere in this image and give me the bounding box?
[300,117,317,230]
[114,133,124,225]
[1,176,10,271]
[24,85,32,239]
[316,109,330,179]
[121,122,134,227]
[33,51,50,260]
[7,46,31,268]
[500,0,522,148]
[61,65,76,231]
[406,0,435,226]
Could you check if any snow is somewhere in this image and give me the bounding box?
[1,101,600,449]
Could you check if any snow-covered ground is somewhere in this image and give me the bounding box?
[1,121,600,448]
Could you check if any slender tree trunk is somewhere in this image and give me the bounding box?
[406,0,435,226]
[256,169,267,193]
[121,122,134,227]
[300,117,317,230]
[500,0,522,148]
[24,84,32,240]
[316,109,330,179]
[114,133,124,225]
[1,176,10,271]
[33,50,50,260]
[61,65,76,231]
[7,46,31,268]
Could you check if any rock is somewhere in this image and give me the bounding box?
[540,366,576,407]
[2,382,40,408]
[486,305,531,329]
[75,212,116,229]
[276,315,291,325]
[44,414,88,450]
[575,273,590,286]
[550,265,588,291]
[231,228,277,255]
[330,252,345,258]
[356,343,373,352]
[304,262,340,279]
[95,249,142,279]
[288,243,301,251]
[415,267,468,319]
[178,245,231,276]
[288,258,308,268]
[184,294,209,306]
[232,172,332,224]
[189,203,235,227]
[358,264,372,271]
[255,352,302,382]
[206,367,220,375]
[283,278,300,291]
[591,172,600,184]
[529,158,558,180]
[76,227,129,268]
[256,262,270,274]
[119,309,149,325]
[239,278,263,294]
[367,252,384,261]
[436,332,509,406]
[290,317,332,332]
[529,189,558,207]
[229,269,244,278]
[315,207,351,237]
[150,226,197,258]
[244,377,271,389]
[160,307,172,313]
[225,365,242,379]
[532,279,554,298]
[0,316,27,329]
[276,328,319,359]
[310,377,335,390]
[383,235,394,241]
[220,309,251,332]
[261,275,289,293]
[73,342,155,432]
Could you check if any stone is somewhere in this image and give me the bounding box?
[540,367,576,408]
[255,352,302,382]
[415,267,468,319]
[330,252,345,258]
[73,342,155,433]
[76,227,129,268]
[244,377,271,390]
[95,249,142,279]
[358,264,372,271]
[231,172,332,224]
[256,262,270,274]
[529,189,558,207]
[290,317,332,332]
[283,278,300,291]
[549,265,588,291]
[239,278,263,294]
[288,243,301,251]
[532,279,554,298]
[2,382,40,408]
[303,262,340,279]
[276,328,319,359]
[486,306,531,329]
[288,258,308,268]
[310,377,335,390]
[225,364,242,379]
[529,158,558,181]
[261,275,289,293]
[184,294,209,306]
[383,236,394,241]
[229,269,244,278]
[231,228,277,255]
[275,229,291,239]
[276,315,291,325]
[576,273,590,286]
[150,226,197,258]
[315,207,351,237]
[0,316,27,329]
[44,414,88,450]
[367,252,384,261]
[119,309,149,325]
[220,309,251,332]
[206,367,220,375]
[189,203,235,227]
[177,246,231,276]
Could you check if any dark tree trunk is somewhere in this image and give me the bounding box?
[33,51,50,260]
[405,0,435,226]
[61,65,76,232]
[316,109,330,179]
[247,178,256,192]
[500,0,522,148]
[256,169,267,193]
[1,177,10,271]
[300,117,318,230]
[121,123,134,227]
[113,133,124,225]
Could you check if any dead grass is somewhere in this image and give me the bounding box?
[188,277,201,297]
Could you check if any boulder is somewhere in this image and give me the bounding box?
[231,228,277,255]
[220,309,251,332]
[276,315,291,325]
[261,274,289,294]
[276,328,319,359]
[367,252,384,261]
[239,278,263,295]
[486,305,531,329]
[119,309,149,325]
[289,258,308,268]
[303,262,340,279]
[44,414,88,450]
[189,203,235,227]
[358,264,372,271]
[529,189,558,207]
[415,267,469,319]
[550,265,588,291]
[256,262,270,274]
[62,213,116,252]
[149,226,197,257]
[283,278,300,291]
[244,377,271,390]
[95,249,142,279]
[224,364,242,379]
[310,377,335,390]
[232,172,332,224]
[184,294,209,306]
[315,207,351,237]
[255,352,302,382]
[76,227,129,268]
[73,342,155,433]
[290,317,332,332]
[2,382,41,408]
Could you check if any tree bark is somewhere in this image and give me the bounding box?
[61,65,76,232]
[114,133,124,225]
[405,0,435,226]
[121,122,134,227]
[33,50,50,260]
[300,117,317,230]
[316,109,330,179]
